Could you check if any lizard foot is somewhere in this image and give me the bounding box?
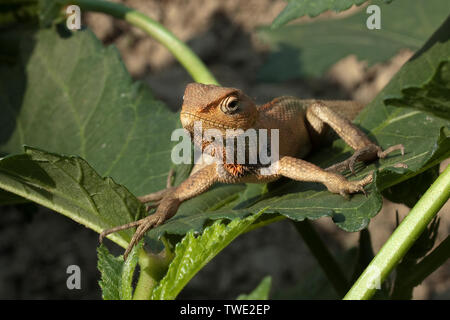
[99,195,180,260]
[127,195,180,259]
[99,169,179,260]
[99,213,167,260]
[326,144,404,174]
[324,172,374,199]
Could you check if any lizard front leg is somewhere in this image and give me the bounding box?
[305,101,404,173]
[278,156,373,197]
[136,161,211,206]
[100,164,219,259]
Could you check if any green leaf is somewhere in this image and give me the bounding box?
[97,244,122,300]
[0,146,146,248]
[384,62,450,121]
[271,0,370,29]
[0,0,39,26]
[37,0,65,27]
[237,276,272,300]
[150,211,264,300]
[97,242,141,300]
[383,16,450,121]
[0,27,179,197]
[120,241,141,300]
[0,0,66,27]
[259,0,449,79]
[382,165,440,208]
[251,175,383,232]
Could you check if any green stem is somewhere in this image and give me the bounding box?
[58,0,219,85]
[132,249,170,300]
[344,164,450,300]
[292,220,349,297]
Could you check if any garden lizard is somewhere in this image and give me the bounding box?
[100,83,404,259]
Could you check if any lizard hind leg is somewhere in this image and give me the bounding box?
[305,101,405,174]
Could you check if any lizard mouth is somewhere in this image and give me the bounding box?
[180,111,236,130]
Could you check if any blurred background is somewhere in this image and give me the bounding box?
[0,0,448,299]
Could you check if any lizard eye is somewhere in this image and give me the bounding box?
[220,96,240,114]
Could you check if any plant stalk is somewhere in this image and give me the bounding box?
[132,249,170,300]
[58,0,219,85]
[344,164,450,300]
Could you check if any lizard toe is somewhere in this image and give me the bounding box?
[377,144,404,159]
[123,215,162,260]
[339,190,351,200]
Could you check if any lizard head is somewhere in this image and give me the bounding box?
[180,83,258,135]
